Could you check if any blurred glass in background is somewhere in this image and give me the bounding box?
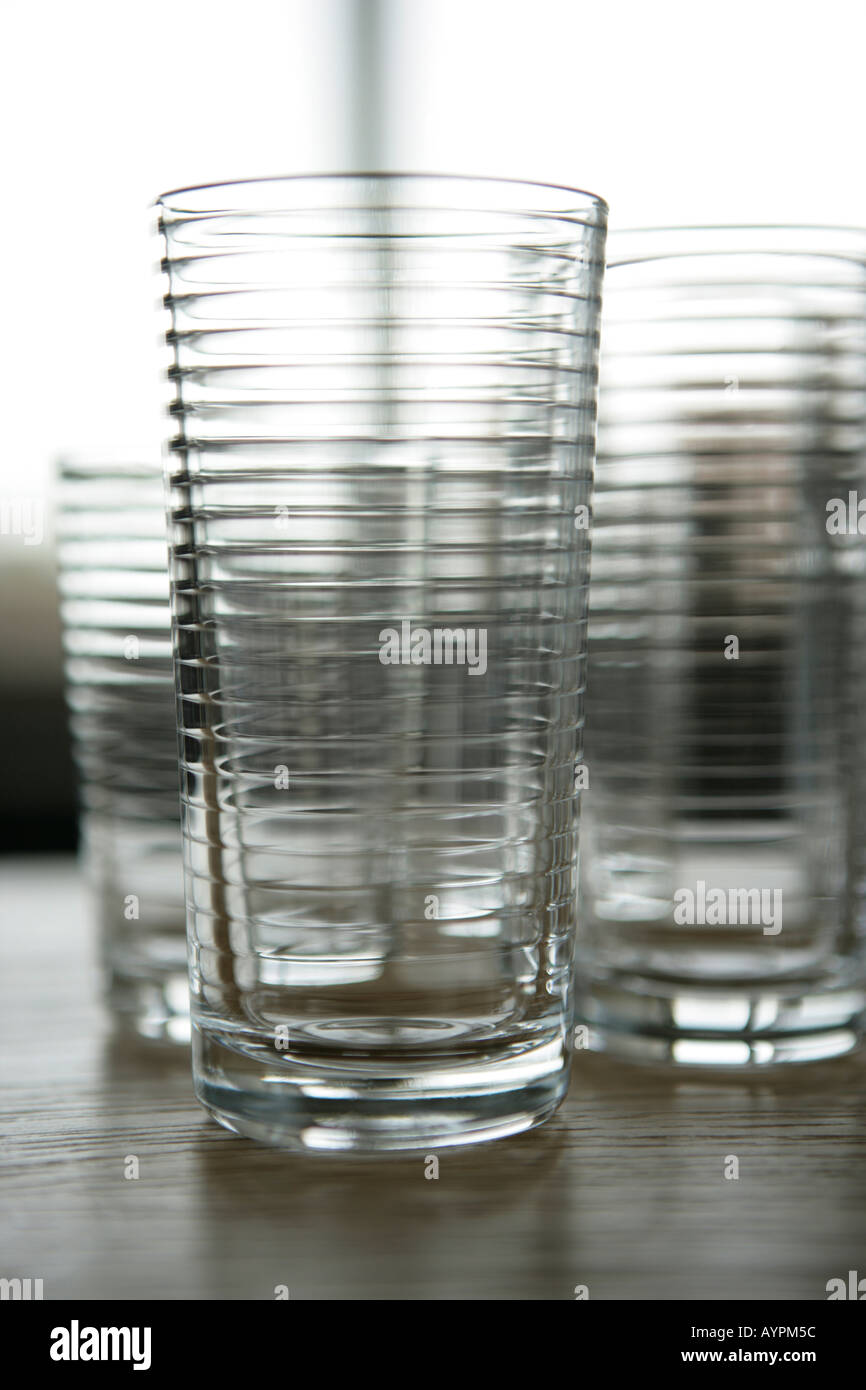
[579,228,866,1064]
[57,457,187,1042]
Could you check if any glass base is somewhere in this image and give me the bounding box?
[192,1025,570,1153]
[575,974,864,1067]
[108,969,191,1046]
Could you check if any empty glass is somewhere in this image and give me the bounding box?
[57,456,188,1043]
[159,173,607,1149]
[578,227,866,1065]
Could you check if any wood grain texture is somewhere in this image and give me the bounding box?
[1,857,864,1301]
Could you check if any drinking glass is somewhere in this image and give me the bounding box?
[158,173,607,1149]
[57,456,188,1043]
[578,227,866,1065]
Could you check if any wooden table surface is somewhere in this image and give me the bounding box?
[1,856,864,1301]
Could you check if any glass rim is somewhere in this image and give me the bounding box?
[607,224,866,268]
[156,170,608,220]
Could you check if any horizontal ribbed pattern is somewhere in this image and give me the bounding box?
[581,232,866,1015]
[160,176,606,1079]
[57,459,187,1039]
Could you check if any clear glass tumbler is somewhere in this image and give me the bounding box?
[579,227,866,1065]
[57,456,189,1043]
[158,173,607,1150]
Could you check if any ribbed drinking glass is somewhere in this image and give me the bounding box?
[57,456,188,1043]
[579,227,866,1065]
[158,173,607,1150]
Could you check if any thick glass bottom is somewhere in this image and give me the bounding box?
[575,973,864,1067]
[108,968,191,1045]
[191,1023,571,1153]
